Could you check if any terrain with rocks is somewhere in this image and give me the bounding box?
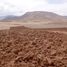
[0,26,67,67]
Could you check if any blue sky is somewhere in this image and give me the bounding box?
[0,0,67,16]
[48,0,66,4]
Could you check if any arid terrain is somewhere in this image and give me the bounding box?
[0,26,67,67]
[0,11,67,67]
[0,21,67,30]
[0,11,67,29]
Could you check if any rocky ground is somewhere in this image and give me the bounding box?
[0,26,67,67]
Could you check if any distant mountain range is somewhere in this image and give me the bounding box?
[63,16,67,19]
[0,15,19,22]
[0,11,67,23]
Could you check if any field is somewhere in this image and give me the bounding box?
[0,21,67,30]
[0,26,67,67]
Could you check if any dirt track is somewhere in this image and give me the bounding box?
[0,26,67,67]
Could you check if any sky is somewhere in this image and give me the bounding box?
[0,0,67,16]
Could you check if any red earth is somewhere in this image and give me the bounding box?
[0,26,67,67]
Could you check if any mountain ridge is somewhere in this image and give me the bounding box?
[0,11,67,23]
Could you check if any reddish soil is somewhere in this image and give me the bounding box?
[0,26,67,67]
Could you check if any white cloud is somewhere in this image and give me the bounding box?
[0,0,67,16]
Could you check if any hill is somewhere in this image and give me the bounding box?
[19,11,67,23]
[1,11,67,23]
[0,15,19,22]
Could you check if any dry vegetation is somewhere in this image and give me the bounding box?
[0,26,67,67]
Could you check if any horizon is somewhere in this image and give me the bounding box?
[0,11,67,17]
[0,0,67,16]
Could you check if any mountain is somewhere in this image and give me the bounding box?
[63,16,67,19]
[0,16,6,20]
[0,11,67,23]
[0,15,19,22]
[19,11,67,23]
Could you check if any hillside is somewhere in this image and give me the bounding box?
[0,15,19,22]
[19,11,67,23]
[1,11,67,23]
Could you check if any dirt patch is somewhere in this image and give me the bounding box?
[0,22,67,30]
[0,26,67,67]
